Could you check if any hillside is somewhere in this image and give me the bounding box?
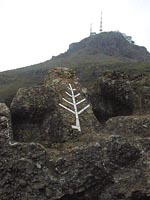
[1,31,150,105]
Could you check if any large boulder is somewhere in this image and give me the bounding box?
[90,71,150,122]
[10,67,99,147]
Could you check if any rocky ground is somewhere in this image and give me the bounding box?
[1,68,150,200]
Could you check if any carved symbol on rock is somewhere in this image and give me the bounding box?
[59,84,90,132]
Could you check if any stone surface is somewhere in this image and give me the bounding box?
[0,103,13,144]
[1,70,150,199]
[90,71,150,122]
[105,115,150,138]
[0,115,150,199]
[10,67,99,147]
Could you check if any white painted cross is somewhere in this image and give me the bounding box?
[59,84,90,132]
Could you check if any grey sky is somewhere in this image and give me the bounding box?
[0,0,150,72]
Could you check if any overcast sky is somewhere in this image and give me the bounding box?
[0,0,150,72]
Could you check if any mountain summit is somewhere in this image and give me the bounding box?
[66,31,150,62]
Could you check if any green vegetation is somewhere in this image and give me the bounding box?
[0,68,48,105]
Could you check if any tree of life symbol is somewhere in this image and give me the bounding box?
[59,84,90,131]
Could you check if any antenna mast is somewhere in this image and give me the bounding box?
[90,23,92,36]
[100,11,103,33]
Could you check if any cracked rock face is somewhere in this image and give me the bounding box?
[10,68,99,147]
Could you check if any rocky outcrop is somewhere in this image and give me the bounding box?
[68,31,150,62]
[10,68,99,147]
[90,71,150,122]
[1,69,150,199]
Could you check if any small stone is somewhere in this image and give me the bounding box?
[36,163,42,169]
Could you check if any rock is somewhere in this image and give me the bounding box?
[0,110,150,200]
[10,67,99,147]
[90,71,150,122]
[0,141,54,200]
[44,67,99,133]
[0,125,146,200]
[105,115,150,138]
[2,69,150,199]
[0,102,11,118]
[10,86,57,146]
[0,103,13,144]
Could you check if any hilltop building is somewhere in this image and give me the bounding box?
[90,24,96,36]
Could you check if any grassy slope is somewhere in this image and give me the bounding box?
[0,51,126,105]
[1,58,150,106]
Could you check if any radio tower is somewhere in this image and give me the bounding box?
[90,23,92,35]
[100,11,103,33]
